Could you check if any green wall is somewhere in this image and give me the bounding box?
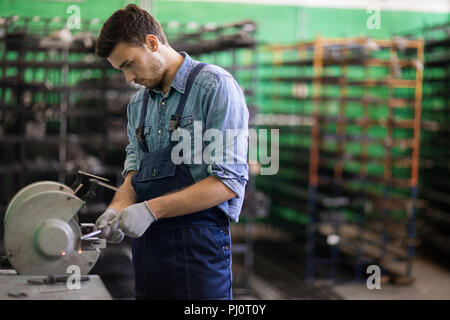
[0,0,130,20]
[1,0,448,43]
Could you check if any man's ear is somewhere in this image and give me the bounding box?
[144,34,159,52]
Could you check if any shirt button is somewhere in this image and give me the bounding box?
[223,245,229,250]
[161,101,166,106]
[157,129,162,134]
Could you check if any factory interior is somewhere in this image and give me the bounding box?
[0,0,449,301]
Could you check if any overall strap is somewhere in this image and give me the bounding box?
[169,62,207,132]
[135,91,150,153]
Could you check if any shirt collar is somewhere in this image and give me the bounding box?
[150,51,193,95]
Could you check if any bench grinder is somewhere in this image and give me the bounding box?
[3,174,109,275]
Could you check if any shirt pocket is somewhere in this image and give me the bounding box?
[163,116,192,148]
[179,115,193,130]
[178,115,195,146]
[178,115,198,161]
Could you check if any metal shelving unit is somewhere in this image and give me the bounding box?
[402,22,450,258]
[257,37,424,284]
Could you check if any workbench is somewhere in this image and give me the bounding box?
[0,270,112,300]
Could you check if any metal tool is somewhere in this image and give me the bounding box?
[80,229,102,240]
[40,287,86,295]
[4,181,106,275]
[8,287,86,298]
[80,178,120,204]
[27,274,90,284]
[92,179,119,192]
[71,170,108,192]
[71,171,119,199]
[8,291,29,298]
[78,170,110,182]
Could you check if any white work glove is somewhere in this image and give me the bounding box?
[118,201,157,238]
[95,208,125,244]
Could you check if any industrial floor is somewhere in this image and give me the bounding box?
[331,253,450,300]
[234,239,450,300]
[3,224,447,300]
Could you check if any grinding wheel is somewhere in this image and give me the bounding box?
[4,181,103,275]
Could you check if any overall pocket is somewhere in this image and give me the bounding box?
[134,146,176,183]
[182,226,232,299]
[132,145,195,201]
[132,146,177,201]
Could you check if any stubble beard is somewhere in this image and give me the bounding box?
[140,55,166,90]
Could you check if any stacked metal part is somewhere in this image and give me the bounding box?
[257,37,424,284]
[164,20,257,56]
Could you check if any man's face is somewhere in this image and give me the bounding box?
[107,41,166,89]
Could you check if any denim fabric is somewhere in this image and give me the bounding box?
[132,207,232,300]
[122,52,249,222]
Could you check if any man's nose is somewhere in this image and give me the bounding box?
[124,71,136,84]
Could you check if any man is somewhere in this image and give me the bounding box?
[94,4,249,300]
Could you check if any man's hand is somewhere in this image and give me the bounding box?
[95,208,125,244]
[95,171,137,244]
[118,201,157,238]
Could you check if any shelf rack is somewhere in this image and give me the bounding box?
[401,22,450,258]
[257,37,424,284]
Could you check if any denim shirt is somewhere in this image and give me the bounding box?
[122,52,249,222]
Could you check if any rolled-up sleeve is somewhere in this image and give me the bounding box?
[122,102,139,178]
[204,73,249,221]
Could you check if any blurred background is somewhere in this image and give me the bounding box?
[0,0,449,299]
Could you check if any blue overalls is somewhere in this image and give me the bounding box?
[130,63,233,300]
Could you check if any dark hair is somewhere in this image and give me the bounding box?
[95,4,168,58]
